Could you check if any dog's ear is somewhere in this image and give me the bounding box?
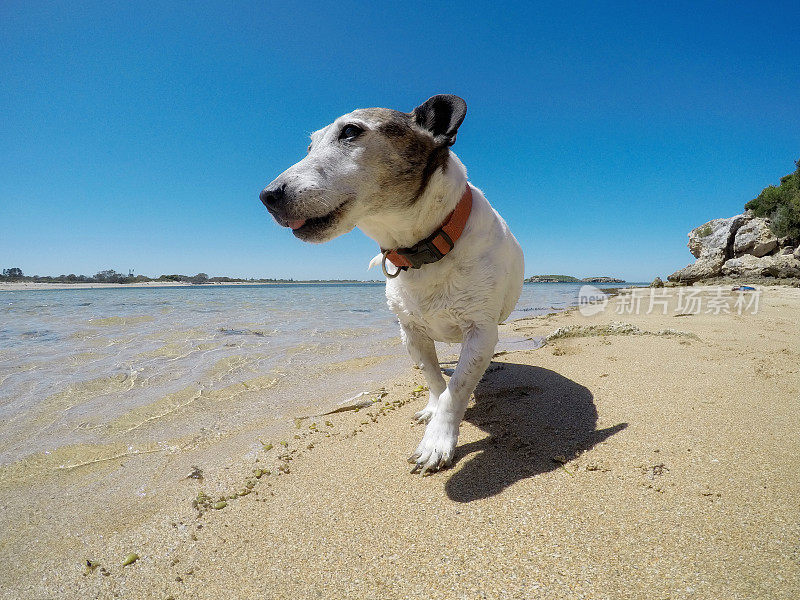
[412,94,467,147]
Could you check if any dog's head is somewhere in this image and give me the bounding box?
[259,94,467,243]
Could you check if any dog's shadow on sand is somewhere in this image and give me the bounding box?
[444,361,627,503]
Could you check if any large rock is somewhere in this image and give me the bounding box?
[721,254,800,278]
[721,254,769,277]
[733,217,778,257]
[669,248,727,283]
[766,254,800,277]
[687,215,748,258]
[670,214,749,282]
[669,211,800,282]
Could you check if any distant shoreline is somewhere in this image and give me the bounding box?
[525,275,626,283]
[0,279,642,292]
[0,281,384,292]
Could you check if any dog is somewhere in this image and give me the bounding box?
[260,94,524,474]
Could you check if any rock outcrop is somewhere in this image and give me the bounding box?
[721,254,800,278]
[733,219,778,257]
[669,211,800,282]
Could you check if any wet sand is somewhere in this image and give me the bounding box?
[2,286,799,599]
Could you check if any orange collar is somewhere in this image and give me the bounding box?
[382,184,473,277]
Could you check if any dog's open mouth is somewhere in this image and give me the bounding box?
[288,200,351,239]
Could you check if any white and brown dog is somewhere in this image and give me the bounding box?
[260,95,524,474]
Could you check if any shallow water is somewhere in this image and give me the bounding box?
[0,282,607,471]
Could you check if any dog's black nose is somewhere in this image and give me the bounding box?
[260,183,285,210]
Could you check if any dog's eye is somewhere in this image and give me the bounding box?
[340,124,363,141]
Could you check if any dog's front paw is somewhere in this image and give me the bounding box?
[408,416,459,475]
[413,392,439,424]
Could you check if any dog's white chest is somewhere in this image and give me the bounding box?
[385,277,468,343]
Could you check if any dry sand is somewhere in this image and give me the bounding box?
[2,286,799,599]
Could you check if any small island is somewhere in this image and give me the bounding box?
[525,275,625,283]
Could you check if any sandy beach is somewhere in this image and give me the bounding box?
[1,285,798,599]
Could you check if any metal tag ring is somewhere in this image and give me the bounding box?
[382,250,402,279]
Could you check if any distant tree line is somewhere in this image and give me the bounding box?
[0,268,371,285]
[745,158,800,239]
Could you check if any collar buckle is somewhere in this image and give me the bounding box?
[399,230,454,269]
[380,184,472,277]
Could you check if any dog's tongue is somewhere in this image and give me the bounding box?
[286,219,306,230]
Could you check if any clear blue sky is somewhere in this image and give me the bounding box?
[2,1,798,281]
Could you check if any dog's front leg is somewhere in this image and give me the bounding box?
[409,324,498,474]
[400,323,446,423]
